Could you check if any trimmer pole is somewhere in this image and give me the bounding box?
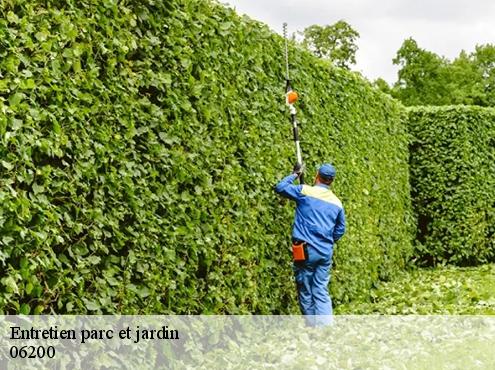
[289,101,304,184]
[283,23,304,184]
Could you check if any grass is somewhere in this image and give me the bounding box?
[336,263,495,314]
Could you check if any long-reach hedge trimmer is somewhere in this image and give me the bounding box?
[283,22,304,184]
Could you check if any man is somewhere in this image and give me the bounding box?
[275,163,346,323]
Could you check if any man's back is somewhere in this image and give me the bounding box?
[275,175,346,256]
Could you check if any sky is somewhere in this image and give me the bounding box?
[221,0,495,84]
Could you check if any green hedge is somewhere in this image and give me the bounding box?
[0,0,413,314]
[408,106,495,265]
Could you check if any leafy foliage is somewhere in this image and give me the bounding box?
[337,264,495,314]
[407,106,495,265]
[372,78,392,95]
[301,21,359,69]
[392,38,450,105]
[187,314,495,368]
[392,38,495,107]
[0,0,413,313]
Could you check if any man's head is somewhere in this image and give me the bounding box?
[315,163,336,186]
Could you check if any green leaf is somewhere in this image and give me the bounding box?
[83,300,100,311]
[20,79,36,89]
[6,11,19,24]
[32,183,45,194]
[20,304,31,315]
[1,161,14,171]
[2,236,14,245]
[87,256,101,265]
[8,92,24,106]
[33,305,44,315]
[2,277,19,294]
[137,287,150,298]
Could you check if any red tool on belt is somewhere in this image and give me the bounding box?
[292,241,308,262]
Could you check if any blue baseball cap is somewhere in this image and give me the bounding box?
[318,163,336,179]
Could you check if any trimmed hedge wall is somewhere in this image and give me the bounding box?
[0,0,413,314]
[408,106,495,265]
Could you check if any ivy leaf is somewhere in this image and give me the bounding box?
[2,276,18,294]
[32,183,45,194]
[1,161,14,171]
[83,299,101,311]
[6,11,19,24]
[20,79,36,90]
[8,92,25,106]
[20,304,31,315]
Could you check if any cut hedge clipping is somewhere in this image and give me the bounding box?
[0,0,413,314]
[408,106,495,266]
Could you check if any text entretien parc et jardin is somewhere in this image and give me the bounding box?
[10,325,180,344]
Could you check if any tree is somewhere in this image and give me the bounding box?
[301,20,359,69]
[392,38,450,106]
[472,44,495,106]
[448,50,484,105]
[391,38,495,107]
[373,78,392,95]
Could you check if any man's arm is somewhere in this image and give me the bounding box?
[333,208,346,242]
[274,174,303,202]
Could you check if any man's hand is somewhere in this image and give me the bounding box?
[293,162,305,177]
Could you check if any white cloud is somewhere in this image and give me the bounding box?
[221,0,495,83]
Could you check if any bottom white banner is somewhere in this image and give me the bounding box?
[1,315,494,369]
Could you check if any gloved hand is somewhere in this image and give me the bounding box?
[293,162,305,177]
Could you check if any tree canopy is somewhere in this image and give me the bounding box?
[390,38,495,107]
[301,20,359,69]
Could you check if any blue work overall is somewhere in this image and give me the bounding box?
[275,174,346,321]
